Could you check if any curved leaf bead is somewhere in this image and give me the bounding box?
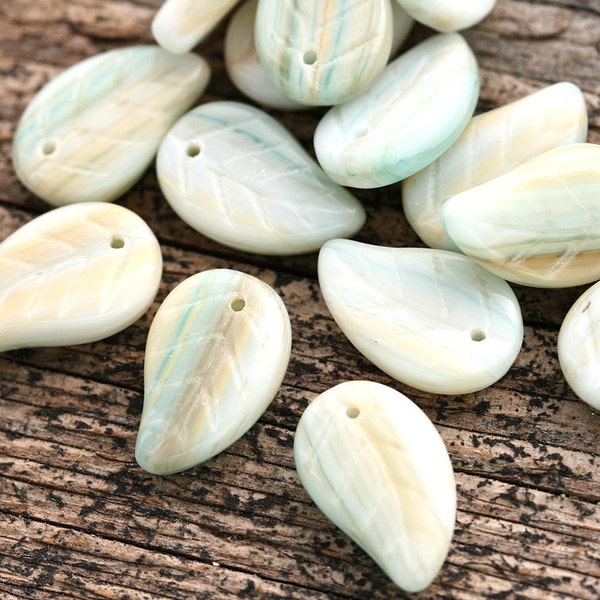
[157,101,366,255]
[318,240,523,394]
[442,143,600,288]
[0,203,162,352]
[254,0,393,106]
[152,0,241,54]
[314,33,479,188]
[403,82,588,251]
[396,0,496,32]
[294,380,456,593]
[225,0,304,111]
[558,282,600,410]
[13,46,210,207]
[136,269,291,475]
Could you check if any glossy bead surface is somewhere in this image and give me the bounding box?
[254,0,393,106]
[294,380,456,593]
[157,101,366,255]
[396,0,496,32]
[558,281,600,410]
[314,33,479,188]
[152,0,241,54]
[442,144,600,288]
[318,240,523,394]
[13,46,210,207]
[136,269,291,475]
[390,0,414,57]
[0,203,162,352]
[403,82,588,251]
[225,0,304,110]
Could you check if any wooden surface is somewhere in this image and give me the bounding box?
[1,1,600,598]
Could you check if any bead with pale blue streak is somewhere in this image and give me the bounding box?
[225,0,305,110]
[157,101,365,255]
[314,33,479,188]
[294,381,456,593]
[403,82,588,251]
[13,46,209,206]
[136,269,291,475]
[318,240,523,394]
[442,143,600,288]
[254,0,393,106]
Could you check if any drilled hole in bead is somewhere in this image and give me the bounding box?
[186,142,201,157]
[230,298,246,312]
[110,235,125,249]
[470,328,486,342]
[303,50,318,65]
[42,140,56,155]
[346,406,360,419]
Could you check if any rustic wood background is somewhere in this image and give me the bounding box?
[1,1,599,598]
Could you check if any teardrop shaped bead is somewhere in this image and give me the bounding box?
[403,82,588,251]
[294,380,456,593]
[136,269,291,475]
[152,0,241,54]
[13,46,210,207]
[314,33,479,188]
[318,240,523,394]
[254,0,393,106]
[396,0,496,32]
[224,0,304,111]
[0,203,162,352]
[442,143,600,288]
[558,282,600,410]
[157,101,366,255]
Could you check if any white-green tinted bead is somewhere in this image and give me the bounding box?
[13,46,210,207]
[152,0,241,54]
[558,282,600,410]
[442,143,600,288]
[396,0,496,32]
[403,82,588,251]
[136,269,291,475]
[390,0,414,57]
[225,0,304,111]
[157,101,366,255]
[254,0,393,106]
[0,203,162,352]
[318,240,523,394]
[314,33,479,188]
[294,380,456,593]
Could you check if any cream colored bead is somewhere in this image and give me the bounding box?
[294,380,456,593]
[0,203,162,352]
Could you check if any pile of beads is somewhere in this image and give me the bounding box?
[4,0,599,593]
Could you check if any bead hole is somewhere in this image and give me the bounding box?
[303,50,318,65]
[470,328,486,342]
[230,298,246,312]
[110,235,125,249]
[187,142,201,157]
[42,140,56,155]
[346,406,360,419]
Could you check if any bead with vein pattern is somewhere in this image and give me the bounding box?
[136,269,291,475]
[294,380,456,593]
[0,203,162,352]
[13,46,210,207]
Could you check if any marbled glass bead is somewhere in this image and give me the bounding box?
[314,33,479,188]
[13,46,210,206]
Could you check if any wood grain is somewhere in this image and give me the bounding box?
[1,1,599,598]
